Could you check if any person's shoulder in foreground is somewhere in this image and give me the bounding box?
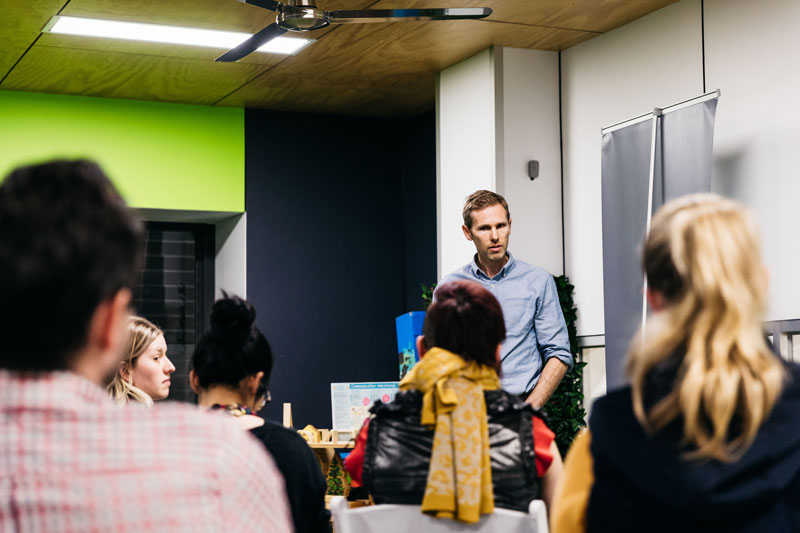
[553,363,800,533]
[0,371,294,533]
[148,403,295,532]
[250,420,332,533]
[0,160,293,533]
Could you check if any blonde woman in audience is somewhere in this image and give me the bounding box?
[552,194,800,532]
[108,316,175,405]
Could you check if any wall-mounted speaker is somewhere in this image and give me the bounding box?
[528,160,539,181]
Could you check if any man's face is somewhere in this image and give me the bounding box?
[462,204,511,264]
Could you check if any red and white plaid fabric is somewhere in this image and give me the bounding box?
[0,370,294,533]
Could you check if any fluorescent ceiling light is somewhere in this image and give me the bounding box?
[43,16,312,55]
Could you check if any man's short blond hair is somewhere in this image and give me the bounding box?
[462,190,510,229]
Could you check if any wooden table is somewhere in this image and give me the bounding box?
[309,442,355,477]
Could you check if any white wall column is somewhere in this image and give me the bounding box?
[436,47,563,279]
[215,213,247,299]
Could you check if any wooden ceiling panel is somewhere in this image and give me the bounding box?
[0,0,63,79]
[219,20,594,115]
[62,0,276,33]
[369,0,679,33]
[62,0,377,33]
[35,33,307,67]
[1,45,265,105]
[220,68,434,117]
[0,0,675,116]
[269,19,593,74]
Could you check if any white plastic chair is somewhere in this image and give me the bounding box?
[330,497,548,533]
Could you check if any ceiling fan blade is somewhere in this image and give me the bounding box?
[327,7,491,24]
[215,23,287,62]
[240,0,282,12]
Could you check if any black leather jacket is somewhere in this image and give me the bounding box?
[362,389,541,512]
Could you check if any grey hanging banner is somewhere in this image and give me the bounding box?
[600,93,719,390]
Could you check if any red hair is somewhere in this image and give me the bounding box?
[425,281,505,371]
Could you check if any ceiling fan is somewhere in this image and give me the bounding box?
[216,0,492,62]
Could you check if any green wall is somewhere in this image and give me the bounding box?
[0,90,244,212]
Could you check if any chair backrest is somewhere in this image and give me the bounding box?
[329,497,548,533]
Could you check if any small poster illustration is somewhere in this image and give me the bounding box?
[330,382,399,430]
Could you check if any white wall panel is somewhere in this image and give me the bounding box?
[498,47,563,276]
[561,0,703,335]
[436,49,497,278]
[437,47,563,280]
[705,0,800,321]
[215,213,247,299]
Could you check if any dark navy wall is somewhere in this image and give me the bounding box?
[401,112,438,311]
[246,109,436,429]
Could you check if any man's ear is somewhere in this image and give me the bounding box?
[189,369,200,394]
[495,344,502,364]
[89,289,132,354]
[462,224,474,242]
[76,289,131,384]
[415,335,428,359]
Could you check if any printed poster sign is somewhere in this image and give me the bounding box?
[330,382,399,430]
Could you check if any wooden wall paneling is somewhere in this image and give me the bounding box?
[2,45,267,105]
[0,0,64,80]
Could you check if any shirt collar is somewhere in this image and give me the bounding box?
[0,369,111,409]
[470,251,515,280]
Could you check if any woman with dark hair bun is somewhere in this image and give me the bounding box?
[190,294,331,533]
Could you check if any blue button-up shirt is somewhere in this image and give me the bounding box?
[438,252,573,395]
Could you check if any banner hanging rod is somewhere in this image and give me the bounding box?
[601,89,721,135]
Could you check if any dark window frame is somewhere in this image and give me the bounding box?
[132,221,215,403]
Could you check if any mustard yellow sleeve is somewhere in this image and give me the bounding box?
[551,429,594,533]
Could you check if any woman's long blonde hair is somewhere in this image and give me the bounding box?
[628,193,785,462]
[107,316,163,406]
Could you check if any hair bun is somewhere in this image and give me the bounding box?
[209,294,255,344]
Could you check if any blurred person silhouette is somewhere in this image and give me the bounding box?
[553,193,800,532]
[0,160,292,532]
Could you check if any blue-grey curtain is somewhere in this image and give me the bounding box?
[601,98,718,390]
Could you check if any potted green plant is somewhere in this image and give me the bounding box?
[548,275,587,457]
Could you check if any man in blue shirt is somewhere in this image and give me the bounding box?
[438,190,572,409]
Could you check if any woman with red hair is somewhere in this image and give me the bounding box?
[346,280,562,522]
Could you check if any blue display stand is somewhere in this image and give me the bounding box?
[395,311,425,379]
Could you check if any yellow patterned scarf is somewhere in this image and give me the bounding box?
[398,347,501,523]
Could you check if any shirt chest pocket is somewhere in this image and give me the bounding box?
[502,296,534,336]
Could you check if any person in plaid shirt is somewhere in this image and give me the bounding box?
[0,160,294,533]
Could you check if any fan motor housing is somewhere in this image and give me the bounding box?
[278,6,331,31]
